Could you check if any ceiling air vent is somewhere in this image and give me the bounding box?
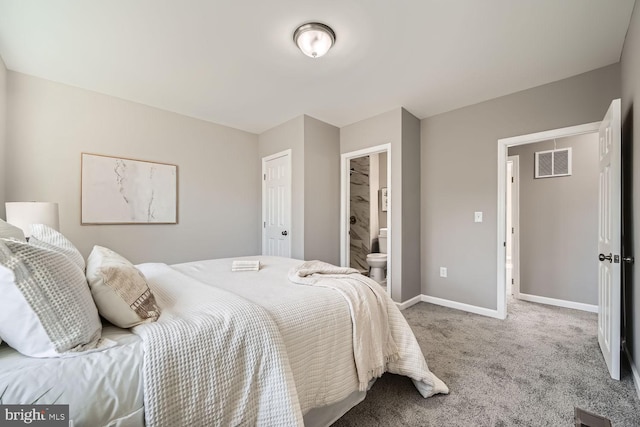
[535,148,572,178]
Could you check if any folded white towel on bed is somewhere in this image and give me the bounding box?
[288,260,398,391]
[231,260,260,272]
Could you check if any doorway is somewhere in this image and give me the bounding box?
[349,155,372,273]
[502,130,602,314]
[496,122,601,319]
[341,144,392,295]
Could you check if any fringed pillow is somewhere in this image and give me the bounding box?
[86,246,160,328]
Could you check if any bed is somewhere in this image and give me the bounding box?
[0,225,447,427]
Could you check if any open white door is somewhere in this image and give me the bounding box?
[597,99,621,380]
[506,155,520,299]
[262,150,291,257]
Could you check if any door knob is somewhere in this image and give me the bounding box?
[623,256,634,264]
[598,253,612,263]
[282,231,288,236]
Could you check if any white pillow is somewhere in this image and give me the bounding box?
[30,224,85,271]
[86,246,160,328]
[0,219,25,241]
[0,239,102,358]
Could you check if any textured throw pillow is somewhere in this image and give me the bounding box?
[0,239,103,358]
[0,219,26,241]
[29,224,85,271]
[86,246,160,328]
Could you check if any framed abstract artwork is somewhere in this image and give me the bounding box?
[81,153,178,224]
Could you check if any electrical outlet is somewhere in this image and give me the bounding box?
[439,267,447,278]
[474,211,483,223]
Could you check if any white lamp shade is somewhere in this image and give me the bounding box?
[294,23,336,58]
[5,202,60,238]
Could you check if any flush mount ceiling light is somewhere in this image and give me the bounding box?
[293,22,336,58]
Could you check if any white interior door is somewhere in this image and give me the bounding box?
[506,160,513,297]
[597,98,621,380]
[262,150,291,257]
[509,155,520,299]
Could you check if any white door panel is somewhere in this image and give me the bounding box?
[597,99,621,380]
[262,151,291,257]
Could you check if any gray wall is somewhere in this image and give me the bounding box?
[421,63,621,310]
[303,115,340,264]
[621,0,640,380]
[257,115,340,263]
[258,116,305,259]
[0,57,6,219]
[6,72,261,264]
[341,108,403,301]
[340,107,422,302]
[401,108,422,302]
[508,133,599,305]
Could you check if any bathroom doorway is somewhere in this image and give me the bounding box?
[341,144,391,295]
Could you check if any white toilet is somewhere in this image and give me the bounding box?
[366,228,387,284]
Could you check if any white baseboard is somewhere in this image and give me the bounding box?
[396,293,595,319]
[518,293,597,313]
[624,343,640,400]
[421,295,503,319]
[396,294,422,310]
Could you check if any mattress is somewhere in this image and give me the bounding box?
[0,326,144,427]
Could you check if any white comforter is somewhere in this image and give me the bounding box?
[135,256,447,427]
[134,263,302,427]
[172,256,365,414]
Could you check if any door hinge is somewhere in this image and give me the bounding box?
[511,177,514,183]
[263,222,266,228]
[511,278,514,284]
[503,241,506,247]
[263,174,266,180]
[512,227,515,234]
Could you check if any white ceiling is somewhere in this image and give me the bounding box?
[0,0,635,134]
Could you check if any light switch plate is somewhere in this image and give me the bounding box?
[474,211,483,223]
[439,267,447,278]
